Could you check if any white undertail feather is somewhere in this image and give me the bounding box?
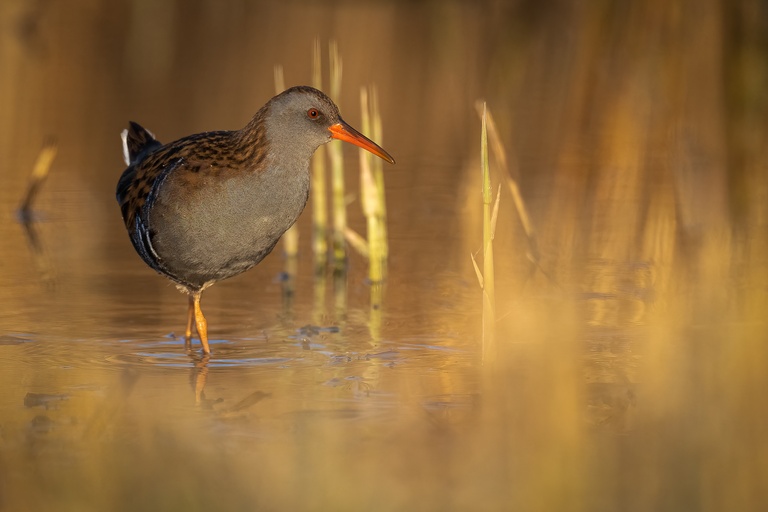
[121,129,130,165]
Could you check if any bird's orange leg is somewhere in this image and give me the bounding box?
[192,292,210,354]
[184,295,195,349]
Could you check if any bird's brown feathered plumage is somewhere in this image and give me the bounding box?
[115,85,394,353]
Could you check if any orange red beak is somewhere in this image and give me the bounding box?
[329,120,395,164]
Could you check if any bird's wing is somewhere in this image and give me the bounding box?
[116,129,238,280]
[121,155,186,279]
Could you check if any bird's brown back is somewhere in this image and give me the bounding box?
[118,116,268,232]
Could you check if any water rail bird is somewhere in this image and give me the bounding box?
[117,86,395,354]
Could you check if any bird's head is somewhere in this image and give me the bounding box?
[264,85,395,165]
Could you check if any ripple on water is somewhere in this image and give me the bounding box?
[0,333,35,345]
[118,338,456,372]
[2,324,471,380]
[105,336,306,369]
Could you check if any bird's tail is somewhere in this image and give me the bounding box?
[121,121,161,165]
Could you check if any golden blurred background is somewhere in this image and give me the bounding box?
[1,0,768,510]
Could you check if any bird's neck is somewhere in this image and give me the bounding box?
[233,112,270,167]
[235,106,320,176]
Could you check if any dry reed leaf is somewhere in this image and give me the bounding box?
[491,184,501,240]
[471,252,484,288]
[344,227,369,257]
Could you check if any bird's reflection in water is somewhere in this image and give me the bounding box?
[186,351,271,414]
[187,351,214,407]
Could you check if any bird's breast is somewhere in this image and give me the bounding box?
[146,164,310,286]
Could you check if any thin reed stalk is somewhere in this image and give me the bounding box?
[369,86,389,260]
[328,41,347,270]
[478,103,497,362]
[359,87,386,283]
[369,281,384,338]
[475,101,539,263]
[19,139,57,218]
[343,227,369,258]
[274,65,300,260]
[333,270,347,322]
[311,39,328,271]
[312,266,327,326]
[18,141,58,287]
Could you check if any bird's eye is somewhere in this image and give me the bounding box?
[307,108,320,119]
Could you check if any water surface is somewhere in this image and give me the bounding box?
[2,1,767,511]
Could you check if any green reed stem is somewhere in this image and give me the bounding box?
[370,86,389,261]
[481,103,496,363]
[359,87,385,283]
[328,41,347,271]
[476,102,539,264]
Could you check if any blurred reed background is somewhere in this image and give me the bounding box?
[1,0,768,511]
